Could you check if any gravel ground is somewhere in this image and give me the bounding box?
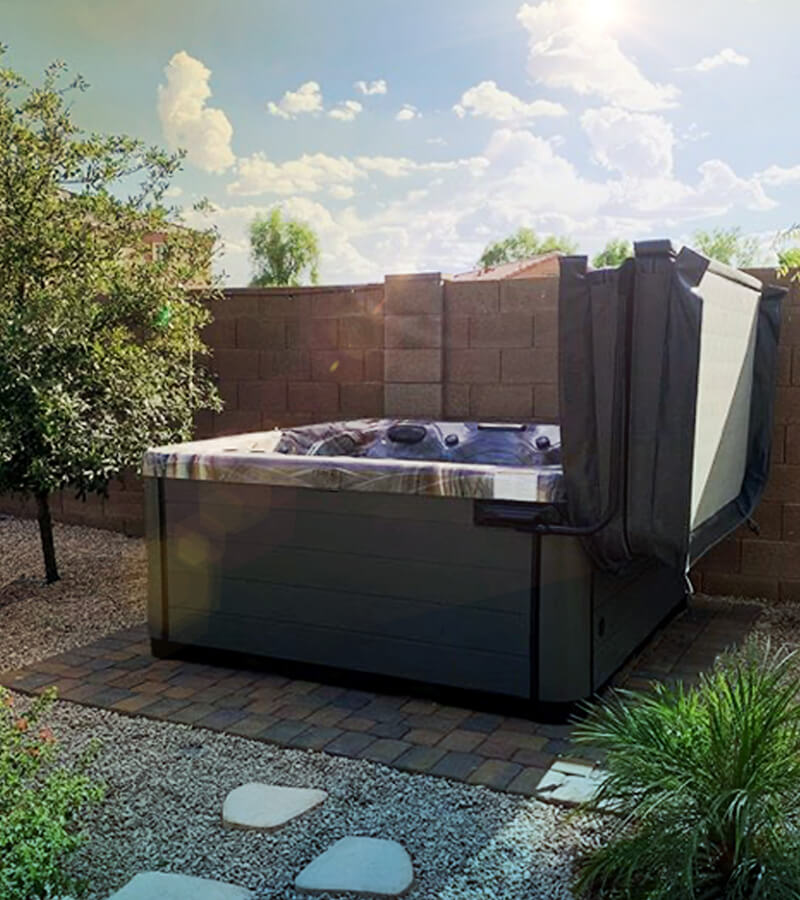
[751,598,800,651]
[1,515,595,899]
[0,515,146,671]
[27,698,592,900]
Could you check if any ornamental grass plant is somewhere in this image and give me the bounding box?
[0,686,105,900]
[572,638,800,899]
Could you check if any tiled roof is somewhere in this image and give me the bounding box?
[450,252,563,281]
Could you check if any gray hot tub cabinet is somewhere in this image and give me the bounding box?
[145,476,683,708]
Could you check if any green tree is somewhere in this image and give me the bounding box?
[775,226,800,273]
[692,226,759,267]
[0,48,221,583]
[478,226,577,268]
[249,208,320,287]
[778,247,800,269]
[592,238,632,268]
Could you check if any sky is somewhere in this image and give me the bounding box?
[3,0,800,285]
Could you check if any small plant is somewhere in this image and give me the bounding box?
[0,686,105,900]
[571,639,800,899]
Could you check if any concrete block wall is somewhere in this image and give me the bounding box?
[5,265,800,607]
[441,277,559,422]
[205,283,385,436]
[0,469,145,536]
[383,273,444,418]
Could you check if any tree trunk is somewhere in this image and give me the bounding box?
[35,491,59,584]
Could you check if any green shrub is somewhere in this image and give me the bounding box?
[0,686,105,899]
[572,639,800,899]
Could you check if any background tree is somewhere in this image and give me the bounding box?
[249,208,320,287]
[592,238,632,268]
[775,225,800,273]
[478,226,577,268]
[778,247,800,269]
[0,48,221,583]
[692,226,759,267]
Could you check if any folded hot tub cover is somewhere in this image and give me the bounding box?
[558,241,785,575]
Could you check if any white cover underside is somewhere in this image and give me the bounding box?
[690,270,759,530]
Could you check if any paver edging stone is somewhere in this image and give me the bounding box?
[534,758,608,808]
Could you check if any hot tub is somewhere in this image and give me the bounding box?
[143,418,683,714]
[143,241,785,717]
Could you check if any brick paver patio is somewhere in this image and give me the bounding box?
[0,597,762,795]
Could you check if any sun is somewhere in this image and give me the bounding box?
[578,0,624,30]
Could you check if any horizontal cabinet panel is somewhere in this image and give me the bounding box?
[168,607,530,698]
[164,571,529,656]
[164,502,532,571]
[166,544,531,614]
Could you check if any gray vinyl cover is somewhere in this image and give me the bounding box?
[558,256,633,571]
[558,241,784,575]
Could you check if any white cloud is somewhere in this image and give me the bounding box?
[452,80,567,121]
[517,1,679,111]
[680,123,710,145]
[426,137,448,146]
[396,104,421,121]
[266,81,323,119]
[685,48,750,72]
[607,159,776,219]
[228,152,363,196]
[694,159,775,212]
[581,106,675,178]
[157,51,235,173]
[328,100,363,122]
[354,79,387,95]
[479,128,611,218]
[356,156,418,178]
[356,155,489,178]
[279,197,377,279]
[164,185,183,198]
[211,116,776,285]
[757,163,800,186]
[227,150,488,197]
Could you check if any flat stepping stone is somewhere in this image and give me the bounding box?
[222,783,327,830]
[535,759,607,808]
[295,836,413,897]
[106,872,252,899]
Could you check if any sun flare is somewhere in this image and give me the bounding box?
[578,0,624,30]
